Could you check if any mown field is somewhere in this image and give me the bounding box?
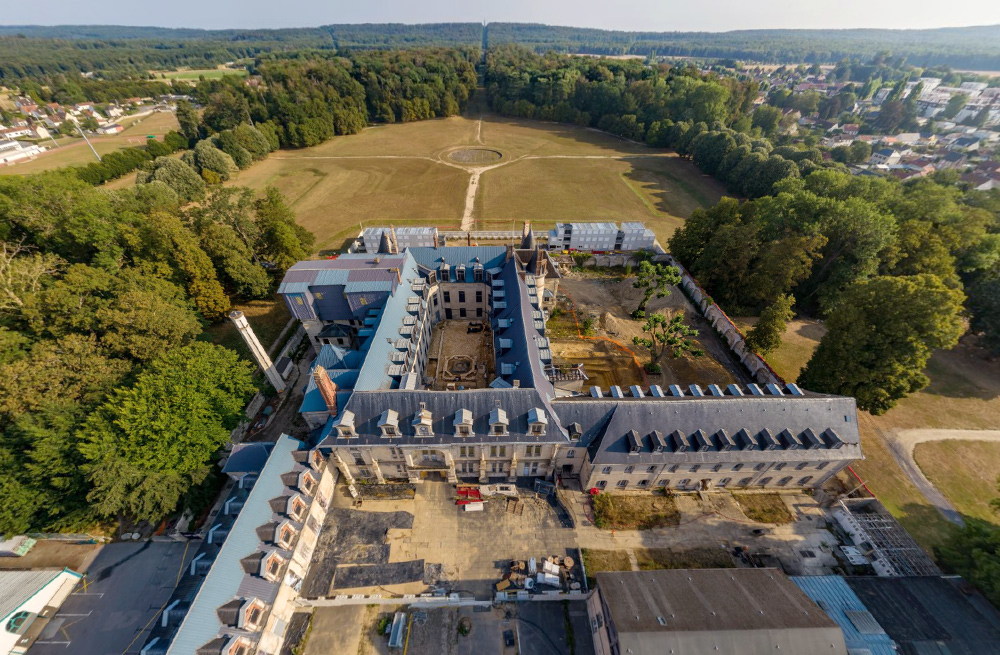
[0,110,180,175]
[224,111,727,250]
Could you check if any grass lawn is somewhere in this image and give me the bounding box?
[635,547,735,570]
[732,317,824,382]
[914,440,1000,526]
[580,549,632,575]
[732,493,794,524]
[592,492,680,530]
[203,295,292,359]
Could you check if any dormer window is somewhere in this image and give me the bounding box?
[300,470,317,496]
[489,408,509,436]
[261,552,284,582]
[334,410,356,438]
[453,409,473,437]
[378,409,400,438]
[310,449,324,469]
[276,522,297,549]
[527,408,548,436]
[240,598,266,631]
[288,495,307,522]
[427,270,437,284]
[568,423,582,440]
[456,264,466,282]
[412,403,433,437]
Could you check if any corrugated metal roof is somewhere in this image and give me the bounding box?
[0,569,75,622]
[166,435,303,655]
[791,576,897,655]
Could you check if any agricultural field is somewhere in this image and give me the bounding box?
[0,110,179,175]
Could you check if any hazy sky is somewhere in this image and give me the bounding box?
[3,0,1000,32]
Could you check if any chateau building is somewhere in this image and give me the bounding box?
[279,235,861,492]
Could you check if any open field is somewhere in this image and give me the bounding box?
[152,67,248,82]
[914,440,1000,526]
[221,108,726,250]
[0,111,179,175]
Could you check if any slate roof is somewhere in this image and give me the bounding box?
[325,388,562,447]
[845,576,1000,655]
[555,394,860,465]
[409,246,506,281]
[164,435,306,655]
[492,257,555,398]
[222,443,274,475]
[791,576,897,655]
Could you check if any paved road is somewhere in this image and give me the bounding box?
[881,427,1000,526]
[31,541,196,655]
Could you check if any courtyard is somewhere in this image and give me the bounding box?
[425,319,495,390]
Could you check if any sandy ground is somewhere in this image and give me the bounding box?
[885,428,1000,526]
[426,320,494,389]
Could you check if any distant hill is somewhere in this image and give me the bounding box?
[1,22,999,71]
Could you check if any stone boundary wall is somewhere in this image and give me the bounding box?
[298,591,590,607]
[662,255,784,387]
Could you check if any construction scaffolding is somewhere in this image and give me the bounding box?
[837,499,940,577]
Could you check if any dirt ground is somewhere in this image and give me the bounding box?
[0,540,102,572]
[556,273,750,388]
[426,320,495,389]
[320,480,578,599]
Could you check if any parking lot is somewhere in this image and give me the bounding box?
[31,541,196,655]
[332,601,594,655]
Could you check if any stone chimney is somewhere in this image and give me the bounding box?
[505,244,515,262]
[522,221,531,241]
[313,365,339,415]
[535,247,547,277]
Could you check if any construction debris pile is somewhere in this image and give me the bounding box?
[495,555,584,595]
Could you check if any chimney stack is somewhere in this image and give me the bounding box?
[313,365,339,415]
[535,247,547,277]
[505,243,514,262]
[388,225,399,255]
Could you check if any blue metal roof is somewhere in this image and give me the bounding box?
[791,576,897,655]
[276,281,311,294]
[353,252,422,391]
[166,435,303,655]
[345,280,393,293]
[313,269,350,286]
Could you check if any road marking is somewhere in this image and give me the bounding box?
[34,641,71,647]
[55,613,92,617]
[71,592,104,597]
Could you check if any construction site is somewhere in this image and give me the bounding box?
[425,320,495,390]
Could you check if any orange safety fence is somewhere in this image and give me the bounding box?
[557,287,650,387]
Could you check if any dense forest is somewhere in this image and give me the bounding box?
[1,22,1000,82]
[0,47,480,534]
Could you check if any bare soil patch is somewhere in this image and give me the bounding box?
[425,320,494,389]
[592,492,680,530]
[449,147,502,164]
[556,273,749,388]
[732,493,795,524]
[635,547,735,570]
[0,540,102,572]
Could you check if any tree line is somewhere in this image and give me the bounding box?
[0,171,314,535]
[670,169,1000,414]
